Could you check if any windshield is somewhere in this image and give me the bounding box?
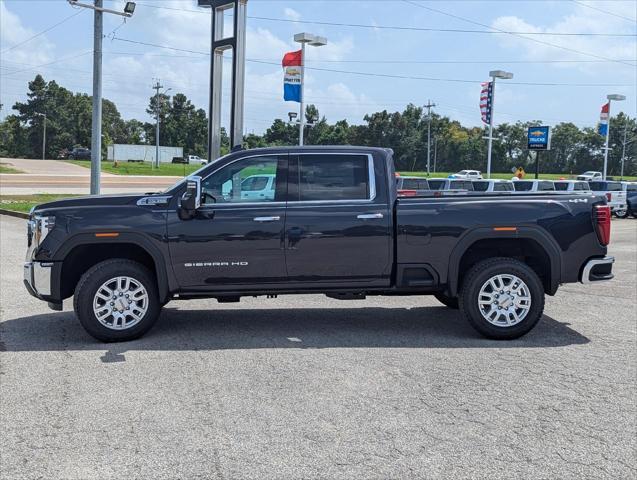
[582,171,596,176]
[554,182,569,191]
[457,170,468,175]
[162,153,231,193]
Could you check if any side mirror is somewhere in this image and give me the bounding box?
[179,176,201,219]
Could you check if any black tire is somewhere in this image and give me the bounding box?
[459,257,545,340]
[434,293,459,309]
[614,208,628,219]
[73,259,161,342]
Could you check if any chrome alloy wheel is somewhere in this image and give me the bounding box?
[92,276,149,330]
[477,274,531,327]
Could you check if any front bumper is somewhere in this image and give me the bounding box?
[24,261,53,298]
[580,256,615,284]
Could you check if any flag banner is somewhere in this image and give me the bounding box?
[480,81,493,124]
[283,50,302,103]
[598,102,609,136]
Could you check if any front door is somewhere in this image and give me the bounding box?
[167,154,288,289]
[284,152,392,287]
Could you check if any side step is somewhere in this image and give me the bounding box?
[325,293,366,301]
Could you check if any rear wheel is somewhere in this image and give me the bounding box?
[434,293,459,309]
[614,208,628,219]
[459,257,545,340]
[73,259,161,342]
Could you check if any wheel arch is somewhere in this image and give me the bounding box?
[53,233,171,303]
[447,227,562,297]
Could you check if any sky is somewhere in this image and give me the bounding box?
[1,0,636,135]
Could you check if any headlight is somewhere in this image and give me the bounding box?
[32,215,55,247]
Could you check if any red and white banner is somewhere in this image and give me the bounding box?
[282,50,302,102]
[480,81,493,124]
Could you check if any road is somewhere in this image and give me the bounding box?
[0,158,180,194]
[0,214,635,479]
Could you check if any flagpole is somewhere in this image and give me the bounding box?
[602,99,611,181]
[299,42,306,146]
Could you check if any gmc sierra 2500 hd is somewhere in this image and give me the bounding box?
[24,146,615,342]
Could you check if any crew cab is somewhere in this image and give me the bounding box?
[428,178,474,191]
[588,181,627,216]
[577,171,603,182]
[512,180,555,193]
[553,180,591,194]
[472,179,514,192]
[24,146,614,343]
[449,170,482,180]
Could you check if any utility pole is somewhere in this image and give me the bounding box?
[620,122,627,180]
[153,80,163,169]
[91,0,103,194]
[34,112,46,160]
[425,100,436,175]
[67,0,135,193]
[433,138,438,173]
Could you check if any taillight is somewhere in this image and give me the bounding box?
[605,193,612,202]
[398,189,417,197]
[594,205,611,246]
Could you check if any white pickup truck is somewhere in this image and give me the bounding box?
[589,181,627,216]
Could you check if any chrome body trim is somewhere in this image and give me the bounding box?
[580,256,615,284]
[24,261,53,297]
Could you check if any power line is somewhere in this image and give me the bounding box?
[402,0,637,67]
[0,9,85,54]
[0,51,94,77]
[109,36,637,87]
[132,1,636,37]
[571,0,637,24]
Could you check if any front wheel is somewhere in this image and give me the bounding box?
[73,259,161,342]
[459,257,545,340]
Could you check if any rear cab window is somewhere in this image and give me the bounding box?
[494,182,513,192]
[472,181,489,192]
[294,154,371,201]
[513,181,533,191]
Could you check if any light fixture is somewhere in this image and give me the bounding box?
[124,2,136,15]
[489,70,514,80]
[607,94,626,101]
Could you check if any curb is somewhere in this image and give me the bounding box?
[0,208,29,219]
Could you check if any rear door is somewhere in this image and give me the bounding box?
[284,152,392,287]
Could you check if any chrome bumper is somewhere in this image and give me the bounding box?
[23,261,53,297]
[580,256,615,284]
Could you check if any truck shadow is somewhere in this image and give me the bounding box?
[0,305,590,354]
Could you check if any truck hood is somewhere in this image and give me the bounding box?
[32,193,149,214]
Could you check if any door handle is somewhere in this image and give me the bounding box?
[357,213,384,220]
[253,216,281,222]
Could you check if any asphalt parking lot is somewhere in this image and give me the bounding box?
[1,214,635,479]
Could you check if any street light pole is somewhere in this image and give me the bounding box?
[620,122,627,180]
[294,33,327,146]
[66,0,135,194]
[425,100,436,175]
[485,70,513,179]
[35,112,46,160]
[603,94,626,180]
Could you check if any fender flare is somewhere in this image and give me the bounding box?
[52,232,172,303]
[446,227,562,297]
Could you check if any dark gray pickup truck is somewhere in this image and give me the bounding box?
[24,146,614,342]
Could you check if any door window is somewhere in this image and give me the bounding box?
[494,182,514,191]
[201,156,280,204]
[295,154,371,201]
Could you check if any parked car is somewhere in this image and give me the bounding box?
[67,147,91,160]
[396,176,429,196]
[236,174,276,201]
[577,171,603,181]
[187,155,207,165]
[512,180,555,193]
[552,180,591,194]
[428,178,474,191]
[449,169,483,180]
[24,146,614,342]
[588,181,627,216]
[472,179,514,192]
[614,182,637,218]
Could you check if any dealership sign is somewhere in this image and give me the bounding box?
[527,126,551,150]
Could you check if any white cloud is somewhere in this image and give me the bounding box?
[491,2,637,71]
[283,8,301,23]
[0,2,54,66]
